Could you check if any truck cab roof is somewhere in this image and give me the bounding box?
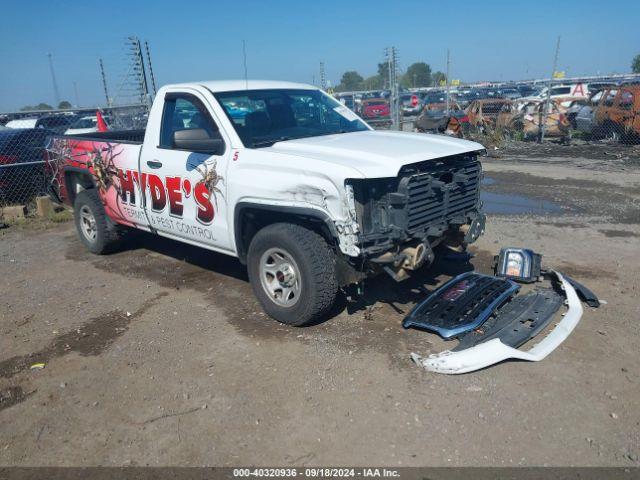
[166,80,317,93]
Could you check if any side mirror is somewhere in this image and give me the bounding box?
[173,128,225,155]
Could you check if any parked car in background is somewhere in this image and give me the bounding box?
[36,115,75,134]
[360,98,390,119]
[496,99,570,140]
[521,100,571,140]
[400,94,422,116]
[533,85,574,99]
[451,92,478,109]
[497,88,522,100]
[335,94,356,111]
[495,102,524,132]
[0,128,53,203]
[516,84,539,97]
[5,115,74,134]
[580,82,616,97]
[524,84,598,102]
[466,99,512,131]
[64,115,112,135]
[574,90,607,135]
[414,102,469,138]
[419,92,447,105]
[5,118,39,129]
[593,85,640,142]
[559,97,589,129]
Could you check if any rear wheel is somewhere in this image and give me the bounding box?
[73,189,121,254]
[247,223,339,326]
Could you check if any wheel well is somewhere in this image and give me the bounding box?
[234,204,338,264]
[64,170,96,205]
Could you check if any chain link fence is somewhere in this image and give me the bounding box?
[0,104,148,217]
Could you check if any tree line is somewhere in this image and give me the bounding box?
[336,54,640,92]
[20,101,72,111]
[335,62,447,92]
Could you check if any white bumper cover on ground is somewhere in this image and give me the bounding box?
[410,271,583,374]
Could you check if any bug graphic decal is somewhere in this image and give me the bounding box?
[194,159,225,209]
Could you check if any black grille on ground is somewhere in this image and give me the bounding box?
[400,157,481,234]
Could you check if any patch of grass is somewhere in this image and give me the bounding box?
[48,208,73,223]
[1,204,72,230]
[570,129,587,140]
[512,130,525,142]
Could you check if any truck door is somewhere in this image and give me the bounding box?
[140,91,232,252]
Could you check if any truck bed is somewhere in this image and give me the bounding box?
[61,129,145,144]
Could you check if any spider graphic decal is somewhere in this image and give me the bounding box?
[194,159,224,208]
[87,143,123,194]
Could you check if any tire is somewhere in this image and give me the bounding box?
[73,189,121,254]
[247,223,339,326]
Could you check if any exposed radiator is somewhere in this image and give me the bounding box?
[400,159,481,234]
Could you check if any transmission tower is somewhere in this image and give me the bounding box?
[123,36,150,106]
[144,40,157,97]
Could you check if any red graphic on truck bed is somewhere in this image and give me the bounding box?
[46,138,217,226]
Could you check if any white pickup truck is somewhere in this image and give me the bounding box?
[48,80,486,325]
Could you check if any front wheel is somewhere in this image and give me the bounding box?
[247,223,339,326]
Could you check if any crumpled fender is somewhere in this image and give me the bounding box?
[410,270,583,374]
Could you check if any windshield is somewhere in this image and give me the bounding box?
[214,88,369,148]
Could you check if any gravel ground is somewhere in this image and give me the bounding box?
[1,145,639,467]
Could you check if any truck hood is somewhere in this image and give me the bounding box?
[265,130,484,178]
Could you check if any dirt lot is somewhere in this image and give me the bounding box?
[1,144,639,467]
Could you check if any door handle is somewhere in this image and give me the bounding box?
[147,160,162,169]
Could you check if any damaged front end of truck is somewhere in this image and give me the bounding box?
[344,151,486,281]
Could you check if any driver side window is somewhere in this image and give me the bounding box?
[160,94,222,149]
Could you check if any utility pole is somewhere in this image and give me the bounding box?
[242,40,248,89]
[320,62,327,91]
[99,58,111,106]
[47,53,61,106]
[385,47,400,130]
[144,40,157,97]
[445,49,451,115]
[73,81,80,107]
[539,36,561,142]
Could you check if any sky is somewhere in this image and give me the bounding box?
[0,0,638,111]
